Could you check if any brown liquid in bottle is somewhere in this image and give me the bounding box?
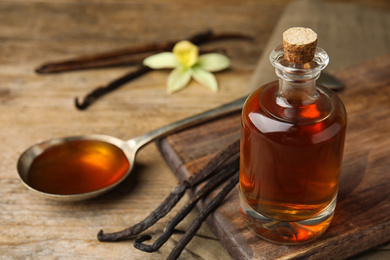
[239,27,347,244]
[240,82,347,222]
[28,140,130,195]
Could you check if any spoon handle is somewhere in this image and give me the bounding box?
[129,96,246,149]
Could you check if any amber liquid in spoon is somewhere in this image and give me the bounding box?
[27,140,130,195]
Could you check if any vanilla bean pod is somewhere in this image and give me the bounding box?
[36,30,252,74]
[98,182,187,242]
[168,172,239,260]
[133,157,239,252]
[185,139,239,187]
[36,54,147,74]
[74,65,151,110]
[97,139,240,242]
[36,31,211,74]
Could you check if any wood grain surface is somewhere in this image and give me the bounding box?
[157,55,390,259]
[1,0,389,259]
[0,1,288,259]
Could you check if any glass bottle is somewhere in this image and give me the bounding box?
[239,28,347,244]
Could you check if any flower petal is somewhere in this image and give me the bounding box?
[197,53,230,72]
[167,68,192,94]
[143,52,178,69]
[192,68,218,92]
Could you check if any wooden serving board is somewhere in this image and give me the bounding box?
[156,55,390,260]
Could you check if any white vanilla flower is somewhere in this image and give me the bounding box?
[143,40,230,93]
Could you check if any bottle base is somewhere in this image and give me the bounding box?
[239,189,336,245]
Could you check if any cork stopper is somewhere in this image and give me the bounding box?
[283,27,317,64]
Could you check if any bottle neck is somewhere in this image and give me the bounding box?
[269,44,328,107]
[276,76,318,107]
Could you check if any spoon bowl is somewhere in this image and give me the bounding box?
[17,134,137,201]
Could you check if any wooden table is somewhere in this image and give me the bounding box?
[0,1,388,259]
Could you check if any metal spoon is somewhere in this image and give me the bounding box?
[17,96,246,201]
